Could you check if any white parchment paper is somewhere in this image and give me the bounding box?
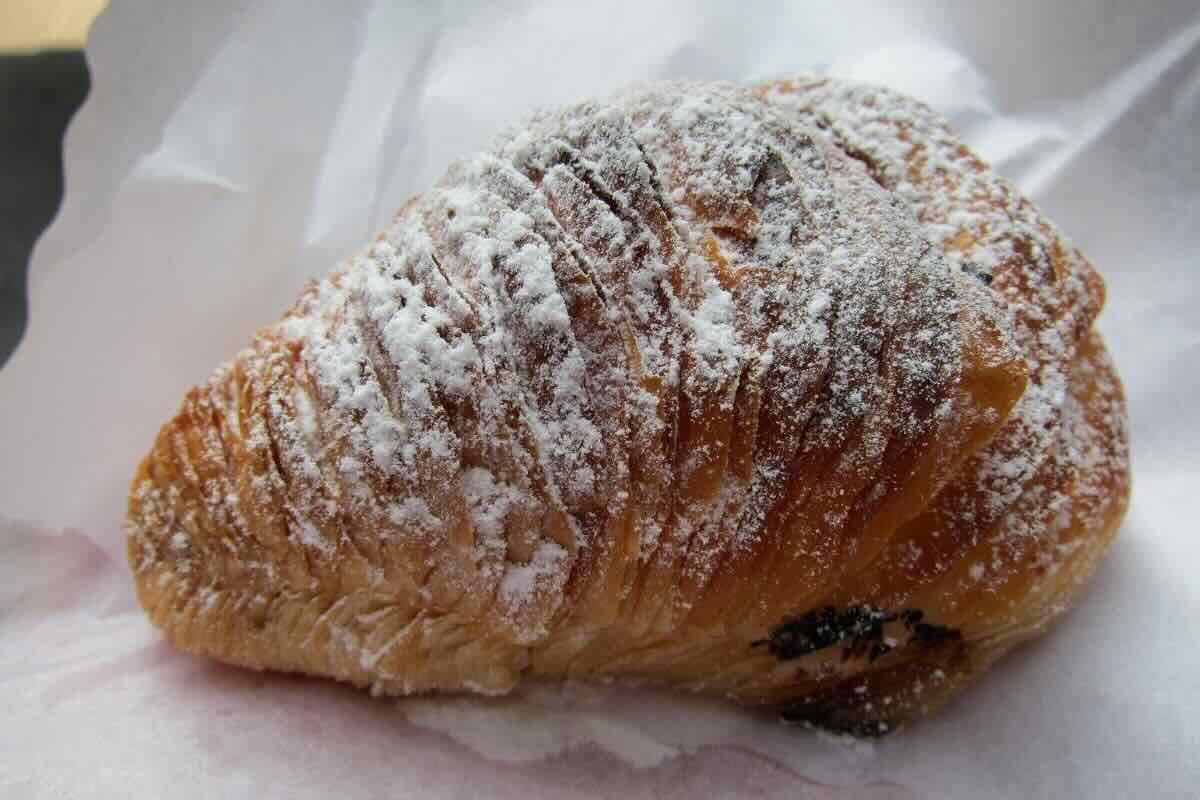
[2,1,1199,797]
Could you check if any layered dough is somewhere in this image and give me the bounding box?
[127,77,1129,733]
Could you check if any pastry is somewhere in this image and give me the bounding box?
[127,77,1130,734]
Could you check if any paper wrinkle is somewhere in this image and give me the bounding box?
[305,3,444,248]
[1021,15,1200,196]
[131,1,280,197]
[403,688,684,769]
[2,1,1199,797]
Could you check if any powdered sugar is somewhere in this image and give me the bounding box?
[135,78,1022,633]
[125,77,1125,716]
[499,540,569,606]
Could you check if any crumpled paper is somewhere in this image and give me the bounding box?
[2,0,1198,797]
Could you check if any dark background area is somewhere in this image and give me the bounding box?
[0,51,90,368]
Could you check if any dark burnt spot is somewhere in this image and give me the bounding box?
[756,605,896,661]
[912,622,962,645]
[779,701,892,738]
[757,606,961,661]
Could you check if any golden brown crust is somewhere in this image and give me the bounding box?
[127,76,1129,732]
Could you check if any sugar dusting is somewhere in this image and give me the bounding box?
[125,76,1125,721]
[759,77,1117,603]
[228,79,1000,625]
